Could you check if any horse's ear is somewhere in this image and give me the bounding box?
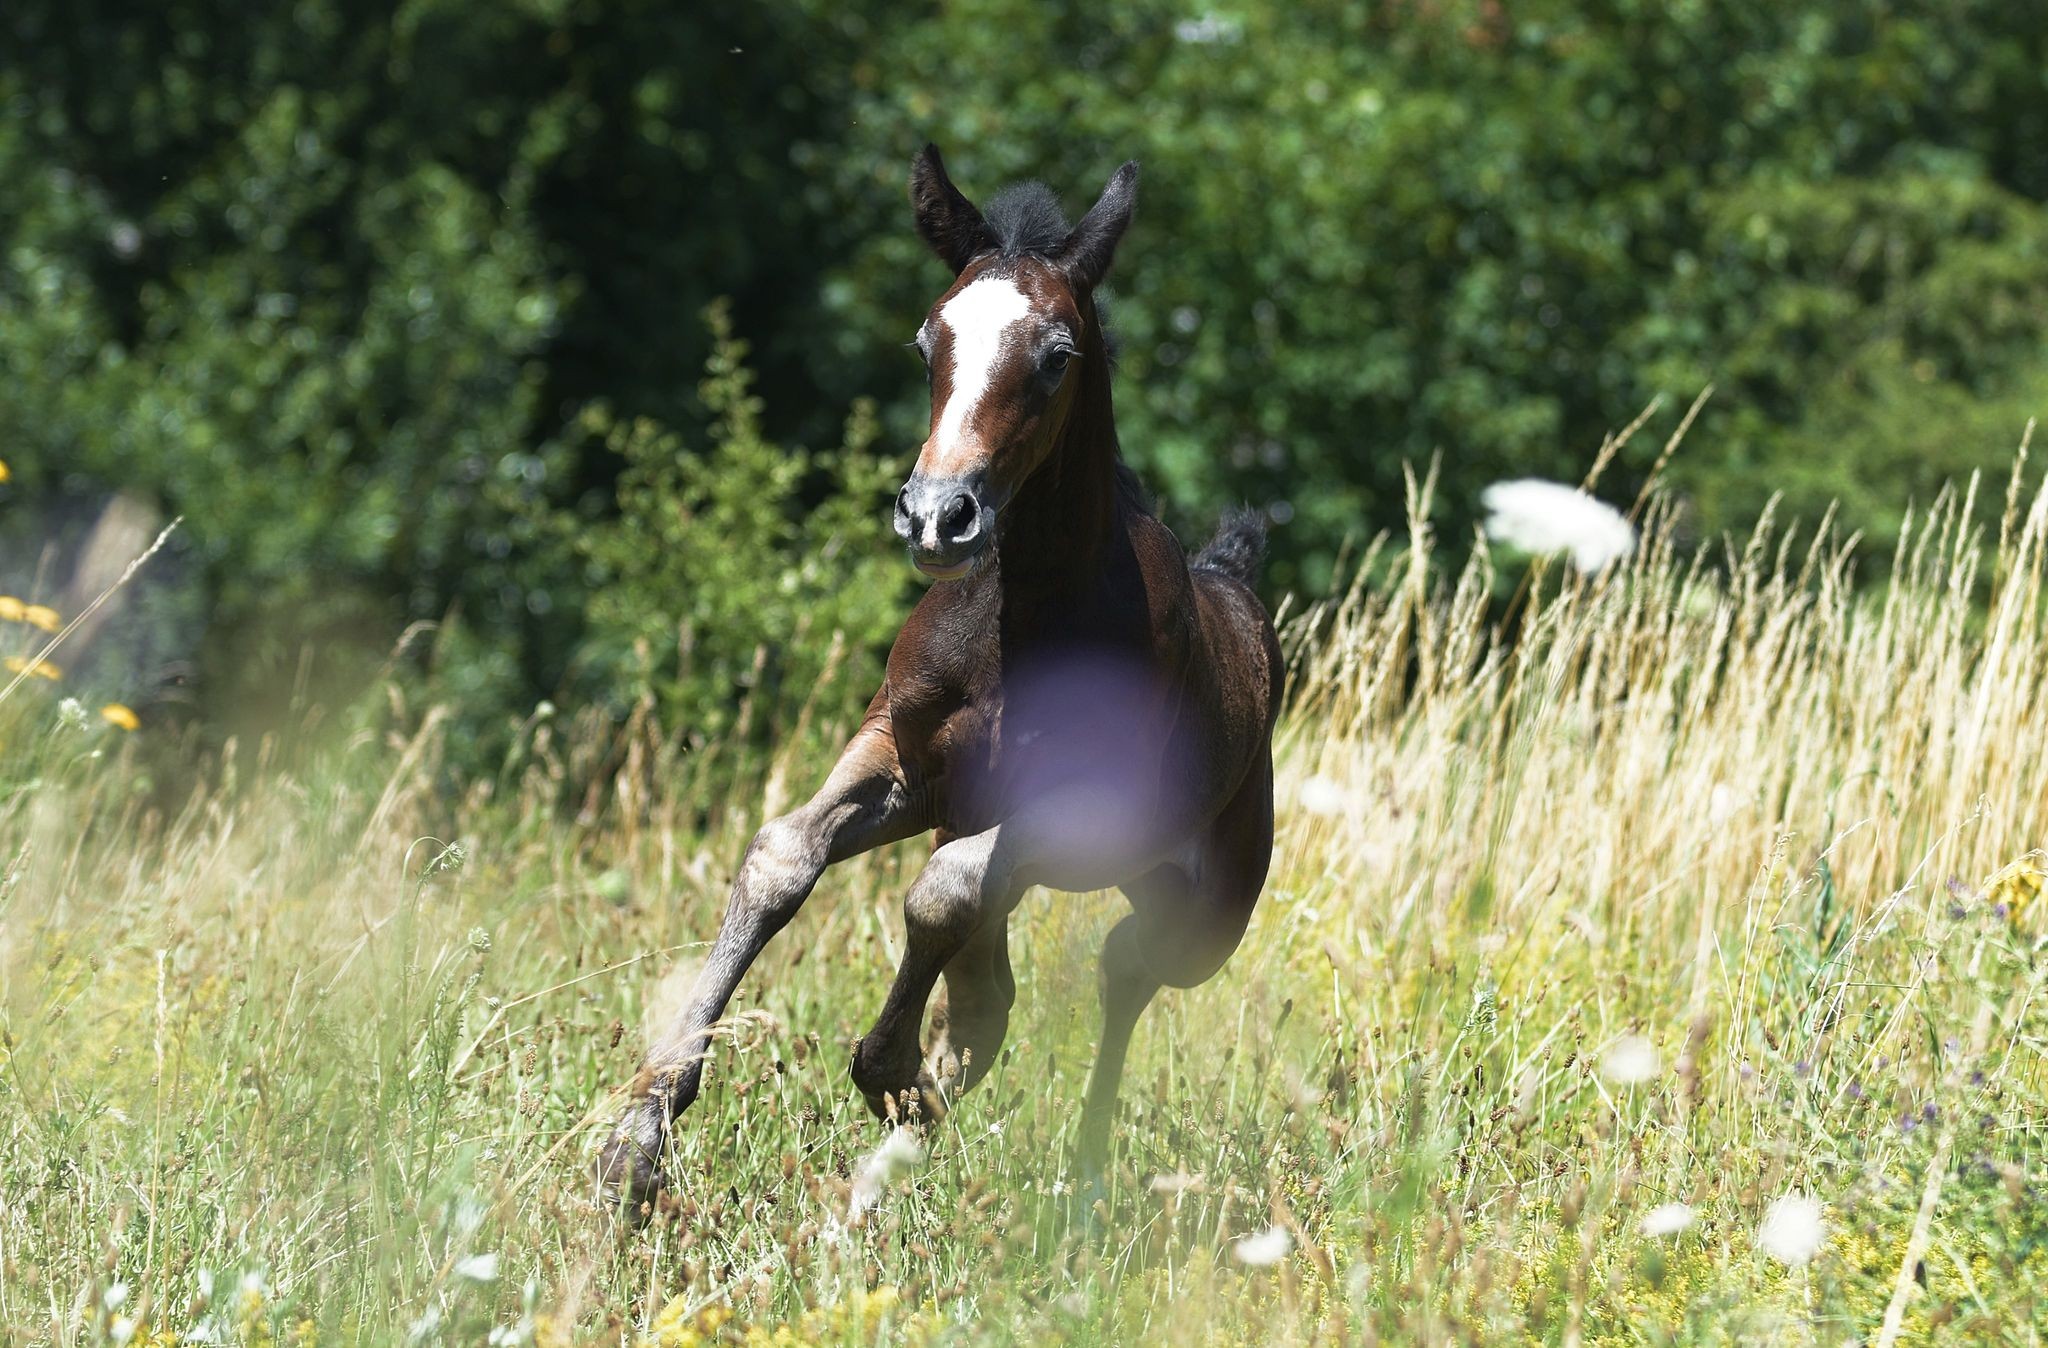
[910,144,993,273]
[1056,160,1139,291]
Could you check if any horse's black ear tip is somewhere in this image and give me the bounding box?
[911,143,947,187]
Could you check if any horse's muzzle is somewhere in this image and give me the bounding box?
[895,473,992,579]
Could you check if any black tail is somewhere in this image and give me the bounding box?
[1192,506,1268,586]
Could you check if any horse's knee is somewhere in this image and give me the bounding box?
[736,813,827,922]
[904,833,998,938]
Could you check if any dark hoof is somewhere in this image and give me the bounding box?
[594,1131,667,1223]
[851,1038,949,1125]
[856,1074,949,1127]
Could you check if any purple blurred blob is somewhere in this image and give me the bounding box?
[978,648,1197,875]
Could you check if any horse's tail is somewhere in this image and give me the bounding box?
[1192,506,1268,587]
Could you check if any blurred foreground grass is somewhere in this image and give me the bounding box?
[4,456,2048,1345]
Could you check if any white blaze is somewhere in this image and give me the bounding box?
[934,276,1031,463]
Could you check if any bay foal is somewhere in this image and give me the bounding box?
[599,147,1279,1212]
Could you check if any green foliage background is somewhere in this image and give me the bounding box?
[2,0,2043,745]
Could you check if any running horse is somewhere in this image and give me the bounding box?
[598,146,1279,1212]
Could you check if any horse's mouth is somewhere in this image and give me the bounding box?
[914,553,980,581]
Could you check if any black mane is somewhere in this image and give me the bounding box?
[983,183,1071,258]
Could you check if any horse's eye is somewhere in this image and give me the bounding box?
[1044,346,1075,375]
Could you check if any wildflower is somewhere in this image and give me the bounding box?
[1601,1035,1661,1086]
[1232,1224,1292,1267]
[849,1126,925,1219]
[57,697,88,730]
[0,459,9,481]
[1149,1170,1203,1196]
[1297,775,1350,816]
[454,1252,498,1282]
[22,603,59,632]
[1640,1203,1696,1237]
[4,655,59,680]
[1757,1193,1826,1266]
[468,927,493,953]
[0,597,21,621]
[1987,855,2043,924]
[1480,479,1636,574]
[102,703,141,731]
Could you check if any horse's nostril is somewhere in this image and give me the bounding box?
[941,492,978,540]
[895,485,911,514]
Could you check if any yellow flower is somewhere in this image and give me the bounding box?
[0,458,10,482]
[638,1296,729,1348]
[21,604,59,632]
[0,596,22,622]
[101,703,141,731]
[3,655,59,681]
[1988,853,2045,923]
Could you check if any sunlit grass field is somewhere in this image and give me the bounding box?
[5,451,2047,1345]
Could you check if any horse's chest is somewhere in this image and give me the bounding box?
[893,646,1182,835]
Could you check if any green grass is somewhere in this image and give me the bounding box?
[4,464,2048,1345]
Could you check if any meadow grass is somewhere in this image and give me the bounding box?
[3,454,2047,1346]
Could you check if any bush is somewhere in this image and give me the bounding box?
[571,302,908,759]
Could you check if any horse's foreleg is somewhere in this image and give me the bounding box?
[597,715,921,1213]
[850,826,1017,1121]
[924,911,1017,1100]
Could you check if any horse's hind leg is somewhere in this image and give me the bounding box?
[1077,759,1273,1178]
[1078,911,1162,1179]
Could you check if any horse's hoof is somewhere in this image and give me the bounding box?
[857,1073,949,1127]
[593,1132,667,1223]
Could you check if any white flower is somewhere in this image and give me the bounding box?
[453,1252,498,1282]
[1481,479,1636,574]
[1757,1193,1827,1266]
[103,1282,131,1309]
[1297,776,1350,817]
[1601,1035,1661,1086]
[1640,1202,1696,1237]
[57,697,89,730]
[1709,784,1742,826]
[1232,1224,1292,1267]
[849,1126,926,1219]
[1148,1170,1202,1196]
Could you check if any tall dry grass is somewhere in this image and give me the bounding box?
[3,430,2046,1345]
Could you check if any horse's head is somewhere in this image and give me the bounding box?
[895,145,1138,580]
